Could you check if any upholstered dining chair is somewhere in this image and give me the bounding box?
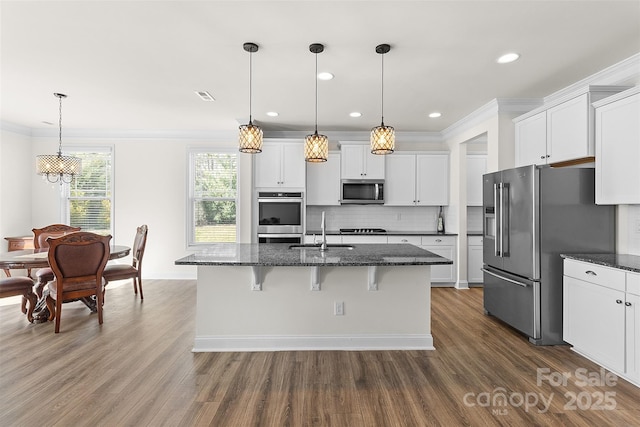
[103,224,148,299]
[45,232,111,333]
[32,224,81,298]
[0,277,37,323]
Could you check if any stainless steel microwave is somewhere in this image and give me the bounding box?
[340,180,384,204]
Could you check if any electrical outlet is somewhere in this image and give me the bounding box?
[334,301,344,316]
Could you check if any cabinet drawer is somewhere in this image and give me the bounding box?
[628,272,640,296]
[563,259,625,292]
[387,235,421,245]
[468,235,483,246]
[421,235,454,246]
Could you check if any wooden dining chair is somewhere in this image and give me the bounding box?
[32,224,81,298]
[45,232,111,333]
[0,276,38,323]
[103,224,148,299]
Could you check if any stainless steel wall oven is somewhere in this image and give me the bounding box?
[256,191,304,243]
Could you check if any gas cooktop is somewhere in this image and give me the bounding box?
[339,228,387,234]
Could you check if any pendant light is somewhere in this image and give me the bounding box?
[36,93,82,184]
[370,43,395,155]
[304,43,329,163]
[238,42,263,153]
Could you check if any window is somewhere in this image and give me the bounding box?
[61,147,113,235]
[188,149,238,245]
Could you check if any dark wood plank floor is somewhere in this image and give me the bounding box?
[1,280,639,426]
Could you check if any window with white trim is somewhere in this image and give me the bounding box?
[61,147,113,235]
[188,149,239,245]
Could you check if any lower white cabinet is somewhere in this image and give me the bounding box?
[467,236,483,283]
[563,258,640,386]
[419,235,456,283]
[341,235,387,244]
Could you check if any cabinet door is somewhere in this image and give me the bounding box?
[254,144,283,187]
[626,292,640,384]
[416,154,449,206]
[466,155,487,206]
[467,237,483,283]
[596,92,640,204]
[563,276,625,372]
[515,111,547,167]
[281,143,305,187]
[306,153,341,205]
[547,93,590,163]
[341,235,387,244]
[363,149,385,179]
[421,236,456,283]
[340,145,366,179]
[384,155,416,205]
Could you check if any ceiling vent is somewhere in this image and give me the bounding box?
[195,91,215,101]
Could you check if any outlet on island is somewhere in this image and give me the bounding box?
[334,301,344,316]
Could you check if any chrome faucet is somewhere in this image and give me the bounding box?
[320,211,328,251]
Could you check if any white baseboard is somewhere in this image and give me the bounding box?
[193,334,435,352]
[456,280,470,289]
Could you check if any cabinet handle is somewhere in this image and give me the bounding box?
[401,239,408,243]
[625,302,632,307]
[540,155,546,160]
[585,270,597,276]
[435,239,442,243]
[616,299,623,304]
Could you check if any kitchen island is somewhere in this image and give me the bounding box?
[175,243,451,352]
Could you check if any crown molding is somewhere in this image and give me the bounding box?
[0,121,33,136]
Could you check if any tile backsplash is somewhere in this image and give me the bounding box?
[307,205,445,232]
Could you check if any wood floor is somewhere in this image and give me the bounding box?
[1,280,639,426]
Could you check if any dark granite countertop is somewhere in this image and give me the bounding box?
[305,230,458,237]
[467,231,483,236]
[175,243,453,267]
[561,253,640,274]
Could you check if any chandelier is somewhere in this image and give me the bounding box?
[238,42,263,153]
[305,43,329,163]
[370,44,395,155]
[36,93,82,184]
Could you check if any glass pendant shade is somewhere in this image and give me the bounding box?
[36,93,82,184]
[238,122,263,153]
[304,132,328,163]
[370,123,395,154]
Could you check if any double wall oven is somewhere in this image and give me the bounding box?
[256,191,304,243]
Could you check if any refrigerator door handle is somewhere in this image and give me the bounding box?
[494,183,500,257]
[481,268,530,288]
[501,183,509,257]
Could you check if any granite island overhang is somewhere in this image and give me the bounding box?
[175,243,452,352]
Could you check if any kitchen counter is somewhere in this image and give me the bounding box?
[175,243,452,267]
[305,230,458,236]
[176,243,447,352]
[560,253,640,273]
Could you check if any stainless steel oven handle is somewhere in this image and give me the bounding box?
[481,268,530,288]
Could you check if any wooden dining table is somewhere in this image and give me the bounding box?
[0,245,131,322]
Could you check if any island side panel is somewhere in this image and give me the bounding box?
[194,265,433,351]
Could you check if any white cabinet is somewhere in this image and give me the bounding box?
[387,235,421,245]
[467,235,483,283]
[594,87,640,204]
[563,259,640,386]
[466,155,487,207]
[514,86,628,167]
[254,141,305,188]
[339,142,385,180]
[306,152,341,205]
[303,234,342,244]
[385,153,449,206]
[341,235,387,244]
[420,235,456,283]
[515,111,547,167]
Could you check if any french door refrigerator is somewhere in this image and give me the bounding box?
[482,165,615,345]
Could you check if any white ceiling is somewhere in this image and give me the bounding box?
[1,0,639,135]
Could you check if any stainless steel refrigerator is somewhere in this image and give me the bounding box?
[482,165,615,345]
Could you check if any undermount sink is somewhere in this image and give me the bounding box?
[288,244,354,250]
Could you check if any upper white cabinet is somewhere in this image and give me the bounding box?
[514,86,629,167]
[339,142,385,180]
[306,152,341,205]
[466,154,487,207]
[385,153,449,206]
[594,87,640,205]
[254,141,305,188]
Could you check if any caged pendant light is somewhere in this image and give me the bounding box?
[238,42,263,153]
[304,43,329,163]
[36,93,82,184]
[370,43,395,155]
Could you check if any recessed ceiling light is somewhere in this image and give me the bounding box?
[194,90,215,101]
[496,53,520,64]
[349,112,362,118]
[317,72,334,81]
[266,111,279,117]
[429,112,442,118]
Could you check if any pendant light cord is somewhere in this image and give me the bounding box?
[58,95,63,156]
[380,52,385,126]
[249,50,253,124]
[314,50,319,134]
